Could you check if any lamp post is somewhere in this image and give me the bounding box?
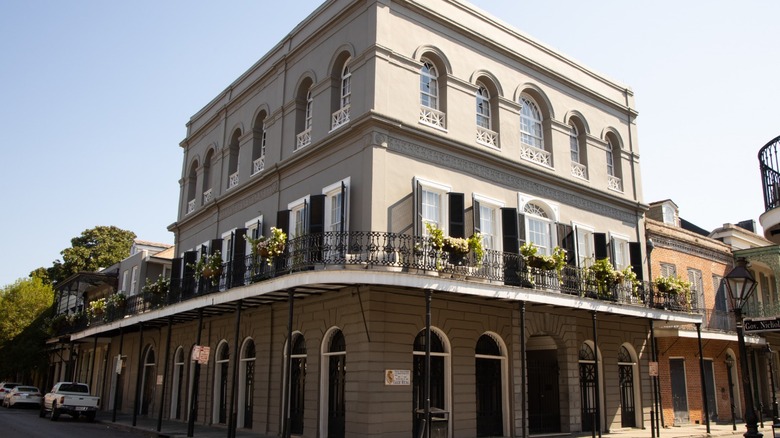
[766,345,780,426]
[724,258,762,438]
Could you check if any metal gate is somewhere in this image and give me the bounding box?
[527,349,560,434]
[579,343,597,432]
[618,346,635,427]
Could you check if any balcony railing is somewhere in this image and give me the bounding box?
[571,162,588,180]
[759,134,780,212]
[252,157,265,175]
[476,126,498,148]
[419,107,446,129]
[608,175,623,192]
[228,172,239,189]
[187,199,195,214]
[51,231,701,336]
[520,145,551,167]
[331,106,350,130]
[296,128,311,150]
[203,188,213,203]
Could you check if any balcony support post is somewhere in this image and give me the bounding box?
[157,315,173,432]
[112,326,124,423]
[697,322,711,433]
[187,308,204,437]
[132,322,144,427]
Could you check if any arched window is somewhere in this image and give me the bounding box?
[238,339,256,429]
[618,345,637,427]
[227,130,240,189]
[420,59,438,110]
[251,112,267,175]
[213,341,229,424]
[570,123,580,163]
[141,346,156,415]
[170,346,184,419]
[476,83,491,129]
[186,160,198,214]
[202,149,214,202]
[475,334,506,437]
[340,63,351,110]
[520,96,543,149]
[569,119,588,180]
[321,329,346,437]
[606,136,623,191]
[296,79,314,150]
[412,328,450,438]
[524,202,553,256]
[287,333,307,435]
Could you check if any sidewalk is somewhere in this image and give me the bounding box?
[99,411,777,438]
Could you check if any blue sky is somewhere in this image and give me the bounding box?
[2,0,778,288]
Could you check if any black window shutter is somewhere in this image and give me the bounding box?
[609,237,616,265]
[473,198,481,235]
[517,213,526,246]
[501,208,519,254]
[182,251,197,294]
[628,241,643,280]
[170,257,183,295]
[594,233,608,260]
[210,239,222,256]
[232,228,247,287]
[557,223,576,265]
[448,192,465,238]
[309,194,326,235]
[277,210,291,235]
[414,180,422,236]
[340,181,347,233]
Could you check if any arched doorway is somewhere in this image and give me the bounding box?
[213,341,229,424]
[141,346,156,415]
[170,346,184,419]
[527,335,560,434]
[412,327,450,438]
[289,333,307,435]
[322,328,346,438]
[579,341,601,432]
[475,333,505,437]
[238,338,256,429]
[618,344,637,427]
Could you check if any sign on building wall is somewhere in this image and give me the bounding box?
[191,345,211,364]
[648,361,658,377]
[385,369,410,386]
[744,317,780,333]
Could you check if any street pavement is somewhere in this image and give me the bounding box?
[101,411,779,438]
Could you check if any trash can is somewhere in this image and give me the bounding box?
[415,408,449,438]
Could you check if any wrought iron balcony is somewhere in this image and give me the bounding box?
[759,134,780,212]
[49,232,702,336]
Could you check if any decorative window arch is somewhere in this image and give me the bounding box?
[238,338,256,429]
[170,346,185,419]
[186,160,199,214]
[412,327,451,438]
[331,57,352,130]
[568,116,588,180]
[520,95,551,167]
[524,202,554,256]
[476,83,491,129]
[320,327,346,437]
[213,340,229,424]
[606,134,623,192]
[579,341,604,432]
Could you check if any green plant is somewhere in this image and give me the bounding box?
[519,242,567,281]
[586,258,641,297]
[246,227,287,264]
[188,251,223,285]
[142,274,171,295]
[87,298,106,319]
[106,292,127,308]
[468,233,484,267]
[654,275,691,303]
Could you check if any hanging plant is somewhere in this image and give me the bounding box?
[246,227,287,264]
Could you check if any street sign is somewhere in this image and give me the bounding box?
[744,317,780,333]
[648,361,658,377]
[198,346,210,364]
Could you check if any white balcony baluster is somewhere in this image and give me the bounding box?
[203,188,213,203]
[187,199,195,214]
[228,172,239,189]
[252,156,265,175]
[520,145,551,167]
[331,105,350,130]
[608,175,623,192]
[296,128,312,150]
[571,162,588,180]
[476,126,498,148]
[419,106,446,129]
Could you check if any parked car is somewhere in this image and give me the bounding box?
[39,382,100,421]
[3,386,42,408]
[0,382,21,400]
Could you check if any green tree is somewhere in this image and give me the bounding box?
[0,277,53,349]
[48,225,137,284]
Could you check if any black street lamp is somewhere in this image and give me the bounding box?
[765,345,780,426]
[724,258,763,438]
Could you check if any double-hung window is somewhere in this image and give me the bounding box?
[324,178,349,234]
[575,225,594,268]
[611,235,630,270]
[245,216,263,257]
[520,97,543,149]
[130,266,139,295]
[473,195,503,252]
[415,178,450,236]
[523,202,552,256]
[420,60,438,110]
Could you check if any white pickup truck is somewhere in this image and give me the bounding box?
[39,382,100,422]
